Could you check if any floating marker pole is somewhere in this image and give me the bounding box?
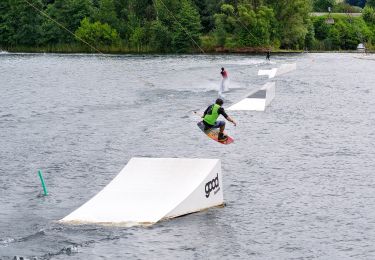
[38,170,48,196]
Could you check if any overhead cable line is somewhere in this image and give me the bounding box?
[23,0,103,54]
[154,0,205,54]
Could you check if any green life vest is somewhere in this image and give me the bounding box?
[204,104,220,125]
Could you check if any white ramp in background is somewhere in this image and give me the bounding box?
[258,63,296,78]
[60,158,223,226]
[227,82,275,111]
[276,63,297,76]
[258,68,277,79]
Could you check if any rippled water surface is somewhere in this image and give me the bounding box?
[1,53,375,259]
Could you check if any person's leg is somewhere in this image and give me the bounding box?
[214,121,227,140]
[219,122,225,133]
[220,79,224,93]
[217,121,227,140]
[213,121,225,131]
[223,78,229,92]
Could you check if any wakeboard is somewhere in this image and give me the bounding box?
[197,121,234,145]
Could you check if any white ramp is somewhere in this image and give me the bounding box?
[258,63,296,78]
[258,68,277,79]
[60,158,223,226]
[227,82,275,111]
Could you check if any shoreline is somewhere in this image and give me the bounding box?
[1,47,374,55]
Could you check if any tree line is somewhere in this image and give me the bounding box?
[0,0,374,53]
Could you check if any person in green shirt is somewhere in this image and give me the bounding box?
[201,98,237,141]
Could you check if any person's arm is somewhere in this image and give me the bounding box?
[227,116,236,126]
[220,108,236,126]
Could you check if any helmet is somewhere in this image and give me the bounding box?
[216,98,224,106]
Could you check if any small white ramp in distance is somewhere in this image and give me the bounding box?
[60,158,223,226]
[258,63,296,78]
[258,68,277,79]
[227,82,275,111]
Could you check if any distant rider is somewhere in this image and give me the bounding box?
[266,50,271,61]
[201,98,236,141]
[220,67,229,96]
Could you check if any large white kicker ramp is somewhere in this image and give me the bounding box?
[60,158,223,226]
[227,82,275,111]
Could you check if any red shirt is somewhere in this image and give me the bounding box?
[221,70,228,78]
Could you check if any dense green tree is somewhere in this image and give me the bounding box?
[172,0,202,52]
[95,0,120,30]
[75,17,120,46]
[313,15,373,50]
[41,0,94,44]
[193,0,222,33]
[362,6,375,44]
[213,4,236,47]
[313,16,331,40]
[124,0,155,21]
[0,0,11,46]
[235,4,275,46]
[149,20,172,52]
[129,26,146,51]
[327,26,341,49]
[266,0,311,49]
[336,19,359,49]
[305,20,315,49]
[363,6,375,23]
[3,0,44,46]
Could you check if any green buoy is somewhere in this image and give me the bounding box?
[38,170,48,196]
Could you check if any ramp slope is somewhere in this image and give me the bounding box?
[228,82,275,111]
[60,158,223,226]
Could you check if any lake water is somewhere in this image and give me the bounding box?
[1,52,375,259]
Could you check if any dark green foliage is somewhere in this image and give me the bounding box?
[1,0,374,52]
[172,0,202,52]
[1,0,44,46]
[75,17,120,47]
[312,15,374,50]
[263,0,312,49]
[0,0,11,46]
[193,0,221,33]
[367,0,375,8]
[363,6,375,23]
[41,0,94,44]
[305,20,315,49]
[313,0,336,12]
[149,20,172,52]
[95,0,120,29]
